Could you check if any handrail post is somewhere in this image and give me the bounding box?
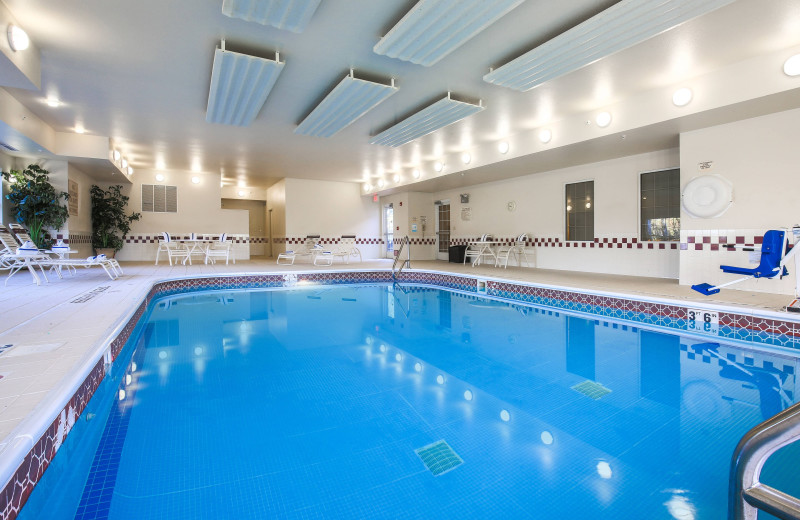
[730,401,800,520]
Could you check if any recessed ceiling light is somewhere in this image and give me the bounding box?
[595,111,612,128]
[672,87,693,107]
[412,169,421,179]
[784,54,800,76]
[46,97,61,108]
[191,176,200,184]
[497,141,509,154]
[377,179,385,189]
[461,152,471,164]
[433,161,444,172]
[539,129,552,143]
[7,25,29,52]
[127,166,133,176]
[155,173,165,182]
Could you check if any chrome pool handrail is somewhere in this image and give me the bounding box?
[391,236,410,279]
[730,400,800,519]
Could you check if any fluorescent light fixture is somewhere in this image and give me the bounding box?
[783,54,800,76]
[497,141,509,154]
[595,111,612,127]
[672,87,693,106]
[7,25,29,52]
[370,94,484,147]
[296,72,398,137]
[221,0,322,33]
[206,41,284,127]
[461,152,471,164]
[374,0,526,66]
[539,128,552,143]
[484,0,736,91]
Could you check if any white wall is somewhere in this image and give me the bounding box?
[284,178,381,259]
[679,108,800,294]
[115,168,249,262]
[431,149,681,278]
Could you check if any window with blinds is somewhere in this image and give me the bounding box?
[142,185,178,213]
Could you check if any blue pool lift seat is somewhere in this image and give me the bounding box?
[692,230,788,295]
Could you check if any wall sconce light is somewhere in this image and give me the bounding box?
[461,152,471,164]
[595,111,612,128]
[783,54,800,76]
[539,128,552,143]
[191,176,200,184]
[672,87,693,106]
[155,173,165,182]
[433,161,444,172]
[412,169,421,179]
[497,141,509,154]
[7,25,29,51]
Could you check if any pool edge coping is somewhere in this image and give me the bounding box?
[1,267,799,519]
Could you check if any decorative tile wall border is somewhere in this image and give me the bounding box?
[284,236,384,246]
[449,236,678,249]
[2,269,800,520]
[679,231,796,252]
[123,234,251,245]
[55,233,91,245]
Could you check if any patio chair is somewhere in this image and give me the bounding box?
[155,232,190,265]
[205,233,235,265]
[495,233,531,268]
[464,234,494,266]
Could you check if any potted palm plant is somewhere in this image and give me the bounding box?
[2,164,69,248]
[90,184,141,257]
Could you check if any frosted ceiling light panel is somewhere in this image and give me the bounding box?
[484,0,736,91]
[374,0,526,66]
[221,0,322,33]
[206,44,284,127]
[370,94,484,147]
[295,72,398,137]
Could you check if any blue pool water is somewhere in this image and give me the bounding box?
[18,284,800,519]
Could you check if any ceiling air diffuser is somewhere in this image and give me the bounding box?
[221,0,322,33]
[206,41,284,127]
[295,71,398,138]
[484,0,736,91]
[370,94,484,148]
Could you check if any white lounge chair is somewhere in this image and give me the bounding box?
[338,235,362,263]
[495,233,531,268]
[277,235,321,265]
[205,233,234,265]
[155,232,190,265]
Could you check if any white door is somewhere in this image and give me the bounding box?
[383,204,394,259]
[436,201,451,261]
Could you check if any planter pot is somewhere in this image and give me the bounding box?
[95,248,116,258]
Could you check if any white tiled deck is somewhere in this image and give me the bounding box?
[0,257,795,447]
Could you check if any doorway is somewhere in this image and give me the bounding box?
[435,201,450,261]
[221,198,267,257]
[383,204,394,259]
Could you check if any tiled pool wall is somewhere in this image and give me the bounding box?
[2,269,799,520]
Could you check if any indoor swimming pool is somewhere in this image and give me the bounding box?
[16,284,800,519]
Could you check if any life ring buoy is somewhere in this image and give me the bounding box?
[681,175,733,218]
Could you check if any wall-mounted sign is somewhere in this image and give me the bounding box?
[698,161,713,172]
[411,224,418,232]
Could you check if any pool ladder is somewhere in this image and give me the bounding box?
[392,236,410,280]
[730,400,800,519]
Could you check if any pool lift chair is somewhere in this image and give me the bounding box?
[691,228,800,310]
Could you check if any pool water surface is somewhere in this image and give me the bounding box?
[18,284,800,519]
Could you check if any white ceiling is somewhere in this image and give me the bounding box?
[2,0,800,191]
